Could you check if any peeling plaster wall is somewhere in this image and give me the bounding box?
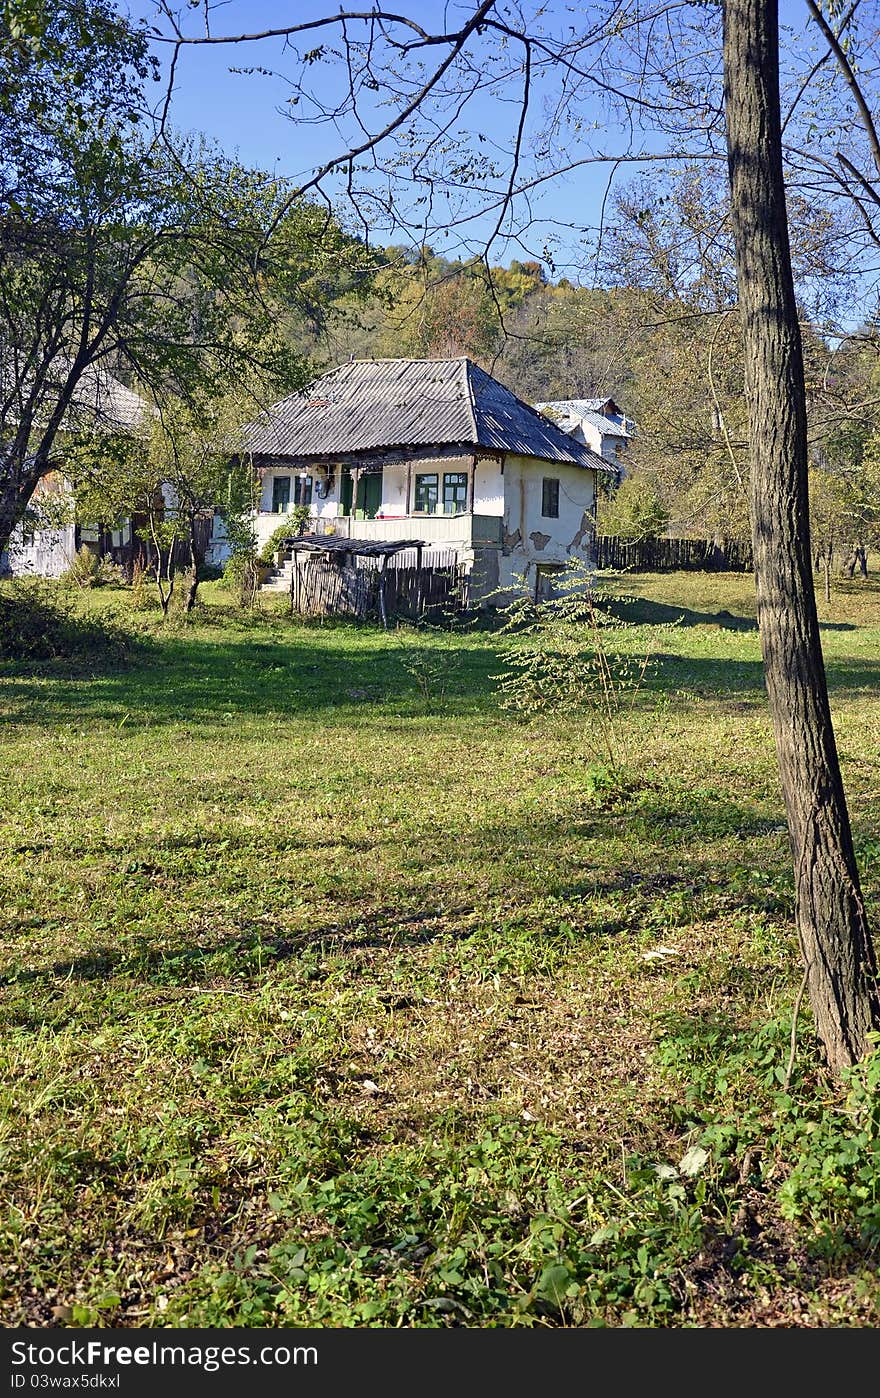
[502,454,596,567]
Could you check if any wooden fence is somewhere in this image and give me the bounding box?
[288,549,470,623]
[594,535,753,573]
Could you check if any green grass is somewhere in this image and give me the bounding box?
[2,570,880,1327]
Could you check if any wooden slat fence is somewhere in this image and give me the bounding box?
[288,549,470,623]
[594,535,753,572]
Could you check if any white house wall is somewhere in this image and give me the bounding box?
[250,454,597,604]
[502,454,595,562]
[473,457,504,514]
[3,521,77,578]
[379,463,407,516]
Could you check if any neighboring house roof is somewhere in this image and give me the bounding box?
[536,398,632,440]
[65,364,152,433]
[244,357,614,472]
[0,359,153,443]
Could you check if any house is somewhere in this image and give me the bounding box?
[241,357,615,602]
[535,397,632,476]
[1,368,152,578]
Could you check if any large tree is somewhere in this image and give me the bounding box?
[0,0,371,556]
[724,0,880,1070]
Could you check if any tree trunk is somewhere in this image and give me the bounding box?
[0,464,48,559]
[184,521,200,614]
[823,556,831,604]
[724,0,880,1072]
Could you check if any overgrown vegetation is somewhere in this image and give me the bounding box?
[0,571,878,1326]
[0,578,133,662]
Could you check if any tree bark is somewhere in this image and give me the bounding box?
[724,0,880,1072]
[184,519,200,614]
[0,462,49,558]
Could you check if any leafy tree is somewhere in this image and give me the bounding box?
[0,0,361,555]
[599,474,670,542]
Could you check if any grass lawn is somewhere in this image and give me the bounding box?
[1,569,880,1327]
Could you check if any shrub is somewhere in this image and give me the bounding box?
[0,580,132,663]
[257,522,296,567]
[60,546,124,589]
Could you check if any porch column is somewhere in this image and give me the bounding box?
[351,467,360,519]
[405,460,413,516]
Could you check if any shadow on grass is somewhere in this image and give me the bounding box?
[0,780,800,1001]
[3,624,879,728]
[0,628,504,724]
[614,594,856,635]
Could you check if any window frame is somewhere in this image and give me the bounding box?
[414,472,439,514]
[442,471,468,516]
[541,476,560,519]
[293,474,313,508]
[271,475,291,514]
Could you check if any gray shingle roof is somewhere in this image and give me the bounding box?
[244,358,613,472]
[1,359,152,435]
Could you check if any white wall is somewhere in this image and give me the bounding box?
[473,457,504,514]
[378,463,407,516]
[3,521,77,578]
[503,455,595,562]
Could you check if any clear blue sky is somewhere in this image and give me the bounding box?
[124,1,821,280]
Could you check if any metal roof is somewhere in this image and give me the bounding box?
[1,359,153,435]
[67,365,152,432]
[288,534,426,557]
[536,399,632,439]
[244,358,613,472]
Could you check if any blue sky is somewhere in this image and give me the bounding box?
[125,1,822,279]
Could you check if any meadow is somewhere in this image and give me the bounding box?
[1,569,879,1328]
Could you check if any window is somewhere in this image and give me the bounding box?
[293,474,313,507]
[541,477,560,519]
[414,473,438,513]
[272,475,291,514]
[442,471,468,515]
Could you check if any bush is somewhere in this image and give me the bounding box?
[0,580,133,663]
[257,522,296,567]
[60,546,124,589]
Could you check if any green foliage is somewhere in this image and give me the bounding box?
[256,515,306,567]
[496,562,656,769]
[0,0,373,557]
[600,474,671,541]
[59,545,121,590]
[778,1042,880,1254]
[0,578,131,661]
